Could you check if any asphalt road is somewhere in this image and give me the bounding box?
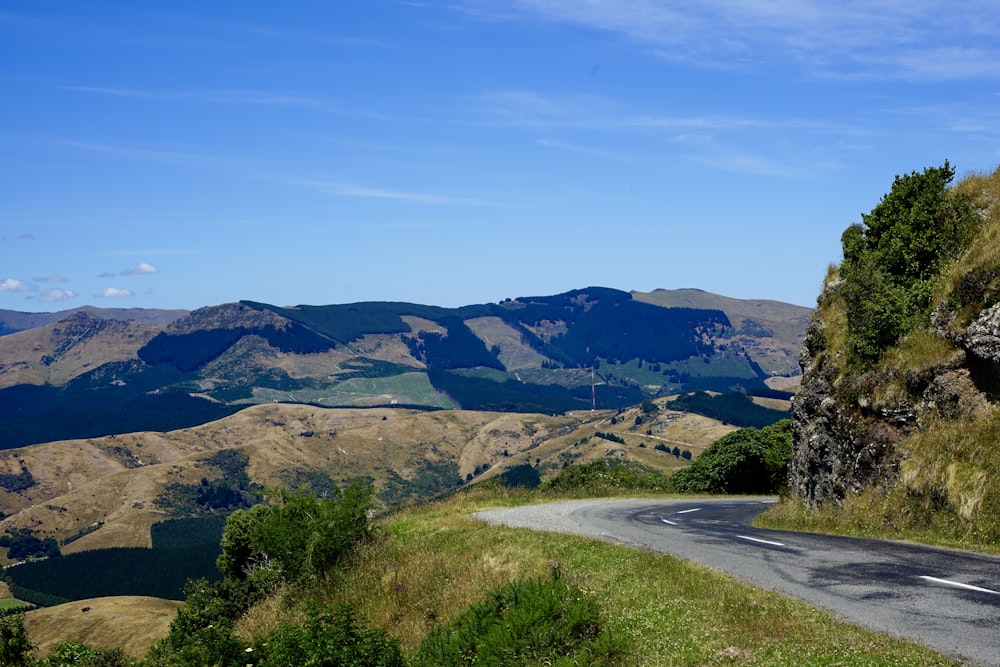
[474,497,1000,666]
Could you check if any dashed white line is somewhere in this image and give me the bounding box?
[676,508,702,514]
[660,518,677,526]
[919,576,1000,595]
[737,535,785,547]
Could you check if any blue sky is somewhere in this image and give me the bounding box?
[3,1,999,312]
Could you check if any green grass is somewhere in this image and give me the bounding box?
[236,487,962,666]
[0,598,30,611]
[251,372,453,408]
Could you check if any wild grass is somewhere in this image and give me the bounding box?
[236,486,961,666]
[875,329,960,406]
[940,165,1000,314]
[759,408,1000,554]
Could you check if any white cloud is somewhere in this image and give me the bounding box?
[100,287,135,298]
[466,0,1000,81]
[121,262,159,276]
[297,180,494,206]
[0,278,34,292]
[98,272,117,278]
[38,288,78,303]
[33,276,69,283]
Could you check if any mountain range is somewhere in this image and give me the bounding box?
[0,287,809,449]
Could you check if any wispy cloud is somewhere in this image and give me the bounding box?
[63,85,333,110]
[296,180,496,206]
[680,150,798,178]
[0,278,35,293]
[38,288,77,303]
[472,90,618,129]
[461,0,1000,81]
[99,287,135,298]
[121,262,160,276]
[535,137,631,161]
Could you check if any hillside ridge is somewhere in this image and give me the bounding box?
[0,286,806,449]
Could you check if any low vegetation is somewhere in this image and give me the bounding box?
[671,420,791,494]
[1,445,962,665]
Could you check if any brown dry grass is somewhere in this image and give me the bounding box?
[23,596,183,658]
[1,403,731,561]
[0,319,157,389]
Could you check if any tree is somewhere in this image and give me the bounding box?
[0,614,34,667]
[840,162,977,362]
[670,420,791,494]
[217,482,374,587]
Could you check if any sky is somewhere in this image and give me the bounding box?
[3,1,1000,313]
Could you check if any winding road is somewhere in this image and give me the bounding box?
[474,497,1000,666]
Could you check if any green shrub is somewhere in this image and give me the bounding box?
[671,420,791,494]
[498,464,541,489]
[142,620,248,667]
[411,574,627,666]
[218,482,374,586]
[539,459,672,495]
[840,162,977,362]
[38,642,135,666]
[251,605,405,667]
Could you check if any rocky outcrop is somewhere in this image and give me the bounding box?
[789,311,907,507]
[791,291,997,508]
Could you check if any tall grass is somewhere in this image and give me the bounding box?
[236,486,960,665]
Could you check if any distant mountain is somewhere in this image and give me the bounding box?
[0,287,809,448]
[0,306,188,335]
[631,288,811,378]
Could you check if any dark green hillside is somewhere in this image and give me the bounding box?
[427,367,643,413]
[497,287,729,367]
[0,362,241,449]
[243,300,493,343]
[139,321,337,371]
[6,545,221,604]
[414,317,505,371]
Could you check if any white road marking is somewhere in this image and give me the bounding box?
[660,518,677,526]
[676,508,701,514]
[919,576,1000,595]
[737,535,785,547]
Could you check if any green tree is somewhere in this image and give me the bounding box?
[840,162,977,362]
[0,613,35,667]
[671,420,791,494]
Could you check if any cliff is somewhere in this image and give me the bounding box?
[789,164,1000,543]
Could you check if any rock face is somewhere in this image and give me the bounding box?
[789,309,907,507]
[789,287,996,508]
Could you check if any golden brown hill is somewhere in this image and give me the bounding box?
[23,596,183,659]
[0,402,733,559]
[0,311,159,389]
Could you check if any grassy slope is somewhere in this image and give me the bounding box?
[233,487,960,666]
[0,317,159,389]
[23,596,183,659]
[0,401,728,559]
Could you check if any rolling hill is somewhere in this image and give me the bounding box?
[0,287,808,449]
